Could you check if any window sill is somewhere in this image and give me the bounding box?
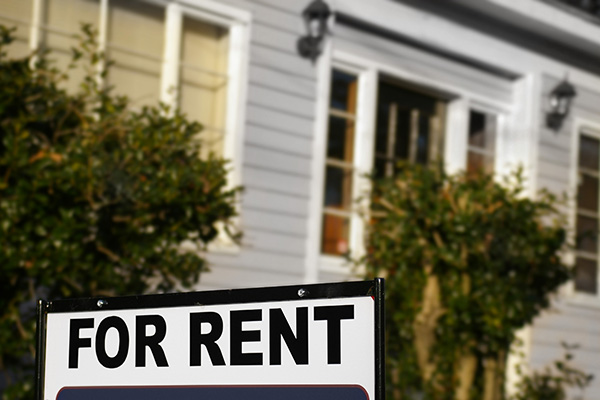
[565,292,600,310]
[206,221,241,255]
[207,237,241,254]
[319,254,363,277]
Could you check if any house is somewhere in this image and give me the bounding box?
[3,0,600,397]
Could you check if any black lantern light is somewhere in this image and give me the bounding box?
[297,0,331,62]
[546,77,577,131]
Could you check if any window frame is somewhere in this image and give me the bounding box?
[567,119,600,305]
[319,60,377,273]
[305,49,514,281]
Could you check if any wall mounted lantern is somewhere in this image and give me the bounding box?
[297,0,331,62]
[546,77,577,131]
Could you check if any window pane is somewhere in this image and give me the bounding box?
[375,80,443,174]
[467,151,494,175]
[321,214,350,256]
[378,80,438,114]
[375,106,410,174]
[1,0,32,59]
[44,0,99,92]
[467,110,496,175]
[416,114,430,165]
[327,116,354,162]
[179,16,229,159]
[468,111,491,148]
[392,109,411,161]
[577,174,599,212]
[330,70,357,112]
[575,257,598,294]
[324,166,352,210]
[580,135,600,171]
[577,215,598,253]
[373,157,388,180]
[107,0,164,108]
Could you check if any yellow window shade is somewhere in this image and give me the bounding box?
[179,16,229,158]
[107,0,164,108]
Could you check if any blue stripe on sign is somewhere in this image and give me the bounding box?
[56,385,369,400]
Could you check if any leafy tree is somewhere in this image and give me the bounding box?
[362,162,571,400]
[0,25,238,399]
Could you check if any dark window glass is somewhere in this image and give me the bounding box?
[374,80,442,178]
[577,174,599,212]
[330,70,357,112]
[468,111,486,147]
[324,166,352,209]
[575,257,598,294]
[327,116,354,162]
[577,215,598,253]
[579,135,600,171]
[416,114,430,165]
[467,110,496,176]
[393,110,411,160]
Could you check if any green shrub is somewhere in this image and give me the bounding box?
[362,163,570,400]
[0,25,238,399]
[511,343,593,400]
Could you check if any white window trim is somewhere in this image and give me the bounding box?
[168,0,251,253]
[24,0,250,253]
[306,48,516,281]
[565,118,600,309]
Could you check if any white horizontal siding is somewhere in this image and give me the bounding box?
[247,84,315,119]
[242,188,309,217]
[242,209,307,237]
[200,0,315,290]
[244,145,311,177]
[245,124,313,157]
[251,44,314,79]
[206,248,306,276]
[530,302,600,400]
[333,24,515,104]
[530,74,600,399]
[251,22,298,55]
[246,104,314,137]
[242,229,307,256]
[243,166,310,197]
[197,260,305,290]
[249,64,316,99]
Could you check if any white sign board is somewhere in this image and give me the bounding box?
[36,280,384,400]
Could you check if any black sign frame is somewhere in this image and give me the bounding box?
[36,279,384,400]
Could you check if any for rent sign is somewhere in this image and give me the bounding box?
[36,280,384,400]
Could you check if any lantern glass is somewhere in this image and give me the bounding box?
[307,17,320,38]
[549,94,559,109]
[557,96,571,116]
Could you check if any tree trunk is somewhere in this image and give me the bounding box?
[483,350,506,400]
[413,269,445,384]
[454,350,478,400]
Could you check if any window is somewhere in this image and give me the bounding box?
[1,0,34,58]
[574,133,600,294]
[106,1,165,108]
[321,70,358,256]
[41,0,100,91]
[1,0,246,160]
[374,80,445,178]
[320,70,446,256]
[466,110,496,175]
